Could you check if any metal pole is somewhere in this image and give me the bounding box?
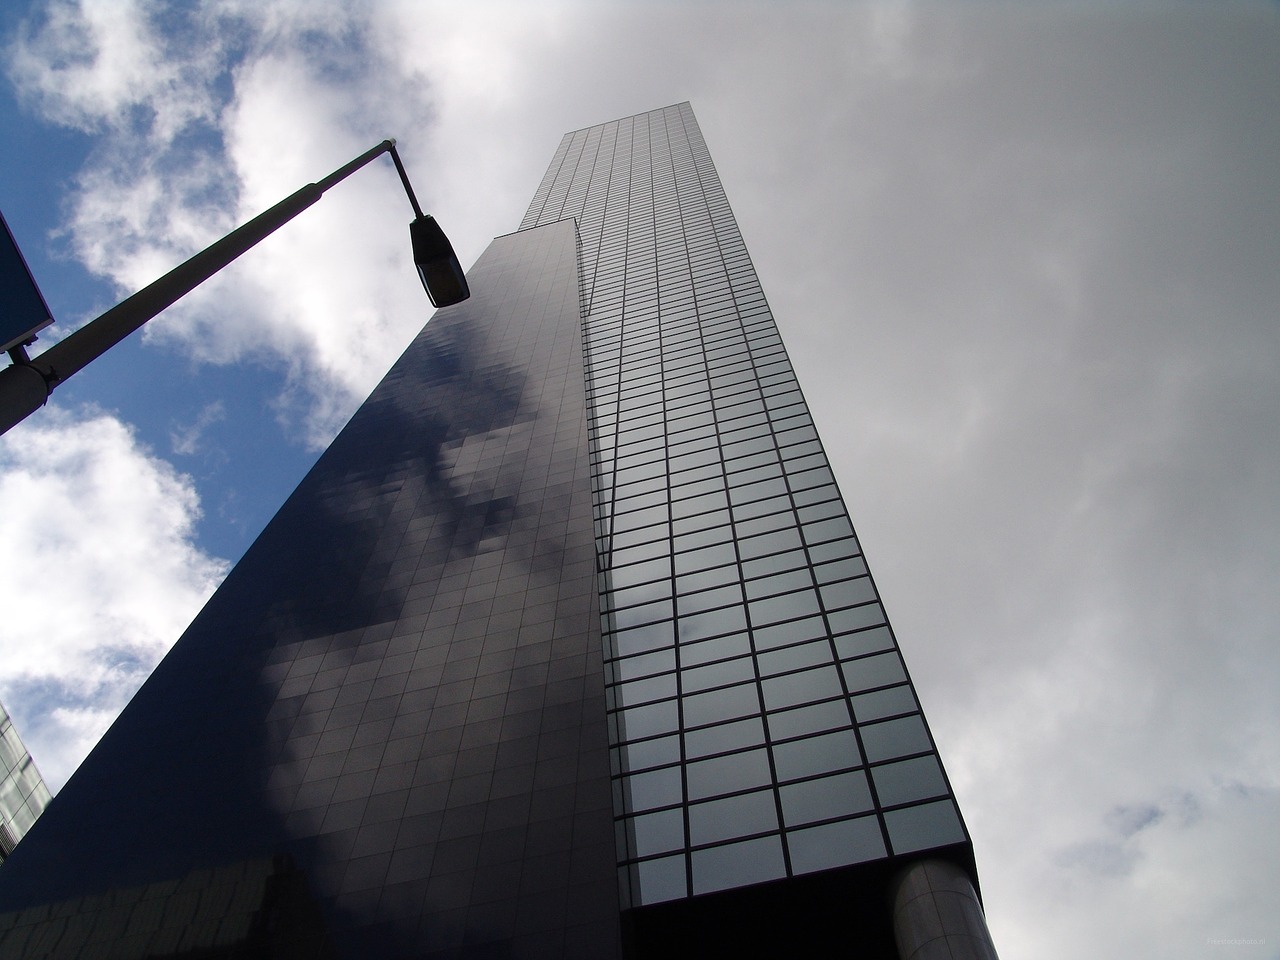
[0,140,401,437]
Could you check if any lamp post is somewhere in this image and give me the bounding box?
[0,139,467,437]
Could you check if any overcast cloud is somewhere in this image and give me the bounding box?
[0,408,227,790]
[1,2,1277,958]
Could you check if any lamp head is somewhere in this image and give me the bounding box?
[410,215,470,308]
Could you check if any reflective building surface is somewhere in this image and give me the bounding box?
[0,700,50,863]
[0,104,990,959]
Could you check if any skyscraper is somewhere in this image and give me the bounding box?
[0,104,994,959]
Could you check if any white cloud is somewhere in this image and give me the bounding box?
[5,0,220,139]
[169,400,226,456]
[3,2,1278,957]
[0,407,228,790]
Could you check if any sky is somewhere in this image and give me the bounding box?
[0,0,1276,956]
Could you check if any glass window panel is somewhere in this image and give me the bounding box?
[727,462,785,487]
[770,410,813,431]
[683,682,760,728]
[672,509,730,538]
[617,420,666,443]
[611,598,673,631]
[624,765,683,811]
[669,475,726,500]
[718,401,768,425]
[707,338,751,358]
[772,729,862,782]
[616,673,678,708]
[678,584,743,617]
[797,499,845,525]
[690,836,786,896]
[665,384,712,406]
[613,649,676,683]
[807,537,862,565]
[679,605,748,643]
[814,557,867,584]
[672,462,725,487]
[767,404,809,428]
[680,655,756,693]
[777,425,819,447]
[732,495,794,522]
[852,684,916,723]
[628,808,685,857]
[787,467,835,492]
[720,416,771,441]
[761,666,843,711]
[688,789,778,845]
[780,770,874,826]
[756,640,832,678]
[787,816,886,876]
[722,435,777,461]
[752,614,827,652]
[791,483,840,508]
[669,447,721,473]
[749,588,821,626]
[612,620,675,657]
[726,451,781,475]
[804,517,855,545]
[737,527,803,560]
[680,632,751,667]
[614,433,665,461]
[614,486,670,512]
[842,652,907,692]
[668,408,715,432]
[715,393,766,415]
[884,800,966,855]
[734,510,795,539]
[668,431,718,458]
[674,564,740,595]
[827,603,886,635]
[609,537,672,569]
[620,734,680,772]
[606,557,671,592]
[819,577,877,611]
[686,748,772,800]
[618,395,663,417]
[610,522,671,554]
[619,410,665,432]
[767,700,852,740]
[612,503,669,532]
[665,370,710,390]
[834,626,895,660]
[633,855,687,906]
[619,699,680,741]
[859,715,931,762]
[745,568,812,600]
[872,755,949,807]
[711,371,756,393]
[684,716,766,758]
[673,524,733,553]
[673,543,736,579]
[742,549,808,580]
[781,445,825,468]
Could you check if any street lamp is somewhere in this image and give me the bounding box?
[0,139,468,437]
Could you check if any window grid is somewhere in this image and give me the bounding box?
[525,103,965,907]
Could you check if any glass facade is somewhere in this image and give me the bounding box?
[0,219,622,958]
[521,103,968,910]
[0,700,50,861]
[0,104,978,959]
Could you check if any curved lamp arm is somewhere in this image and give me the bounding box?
[0,139,467,437]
